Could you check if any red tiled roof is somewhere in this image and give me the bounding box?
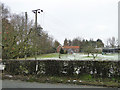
[63,46,80,49]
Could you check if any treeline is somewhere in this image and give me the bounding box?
[63,37,104,52]
[1,3,59,59]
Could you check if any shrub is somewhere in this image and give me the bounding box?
[60,48,64,54]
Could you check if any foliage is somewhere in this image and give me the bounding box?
[1,3,56,59]
[60,48,64,54]
[53,40,60,48]
[106,37,118,48]
[63,38,104,53]
[64,50,68,54]
[4,60,120,84]
[63,38,68,46]
[96,39,104,48]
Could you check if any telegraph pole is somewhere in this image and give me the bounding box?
[35,10,37,30]
[32,9,43,60]
[25,12,28,30]
[32,9,43,74]
[25,12,28,60]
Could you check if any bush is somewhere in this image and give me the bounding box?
[60,48,64,54]
[64,50,68,54]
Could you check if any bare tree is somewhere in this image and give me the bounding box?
[107,37,117,48]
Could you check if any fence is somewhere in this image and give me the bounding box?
[2,60,120,79]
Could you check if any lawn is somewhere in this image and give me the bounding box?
[19,53,119,61]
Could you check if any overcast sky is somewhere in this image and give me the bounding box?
[1,0,119,45]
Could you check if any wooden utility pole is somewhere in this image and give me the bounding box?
[35,10,38,60]
[32,9,43,74]
[25,12,28,30]
[25,12,28,60]
[32,9,43,60]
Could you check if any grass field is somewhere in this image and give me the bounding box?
[21,53,119,61]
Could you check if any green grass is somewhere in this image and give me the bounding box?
[17,53,60,60]
[37,53,67,58]
[37,53,59,58]
[83,56,94,58]
[79,74,93,81]
[16,53,118,61]
[3,73,119,87]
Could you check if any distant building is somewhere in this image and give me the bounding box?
[57,45,80,54]
[102,48,120,53]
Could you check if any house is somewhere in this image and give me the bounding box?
[57,45,80,54]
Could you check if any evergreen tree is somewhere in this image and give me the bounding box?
[54,40,60,48]
[68,40,72,46]
[64,38,68,46]
[60,48,64,54]
[96,39,104,48]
